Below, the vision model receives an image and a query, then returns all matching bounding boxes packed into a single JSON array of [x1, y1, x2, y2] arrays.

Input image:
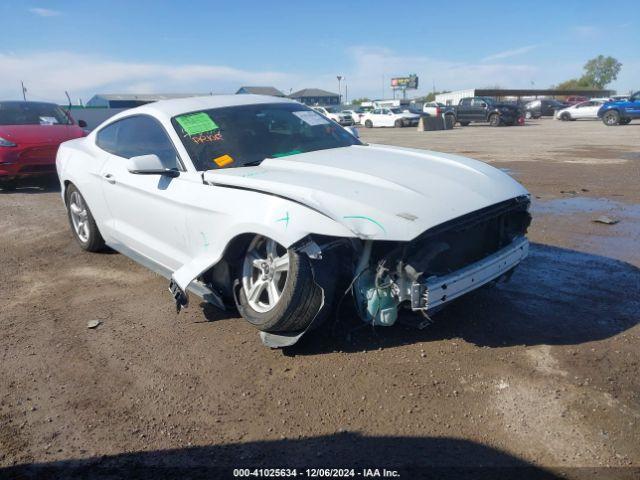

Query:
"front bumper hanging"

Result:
[[410, 237, 529, 311]]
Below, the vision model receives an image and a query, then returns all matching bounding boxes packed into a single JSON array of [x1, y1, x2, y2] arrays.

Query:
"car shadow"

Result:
[[286, 243, 640, 355], [0, 175, 60, 194], [1, 432, 556, 480]]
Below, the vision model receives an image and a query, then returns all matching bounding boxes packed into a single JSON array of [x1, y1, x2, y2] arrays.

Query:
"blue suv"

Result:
[[598, 91, 640, 125]]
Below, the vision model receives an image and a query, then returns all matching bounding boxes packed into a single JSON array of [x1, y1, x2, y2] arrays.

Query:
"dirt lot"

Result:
[[1, 118, 639, 478]]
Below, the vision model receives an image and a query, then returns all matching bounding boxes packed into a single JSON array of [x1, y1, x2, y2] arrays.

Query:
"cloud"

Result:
[[0, 51, 301, 103], [482, 45, 541, 62], [4, 46, 632, 105], [571, 25, 600, 38], [29, 7, 61, 17]]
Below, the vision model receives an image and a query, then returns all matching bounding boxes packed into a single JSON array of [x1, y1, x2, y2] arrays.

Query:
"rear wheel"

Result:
[[489, 113, 501, 127], [236, 235, 325, 333], [364, 119, 373, 128], [65, 184, 105, 251], [0, 179, 17, 191], [602, 110, 620, 126]]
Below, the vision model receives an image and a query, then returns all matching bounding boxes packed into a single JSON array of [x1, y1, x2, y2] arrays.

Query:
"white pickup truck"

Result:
[[311, 106, 354, 126]]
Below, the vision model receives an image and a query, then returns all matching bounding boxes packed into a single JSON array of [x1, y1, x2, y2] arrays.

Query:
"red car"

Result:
[[565, 95, 588, 105], [0, 101, 87, 190]]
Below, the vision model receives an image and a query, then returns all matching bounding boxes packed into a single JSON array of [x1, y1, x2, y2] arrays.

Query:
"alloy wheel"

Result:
[[69, 191, 90, 243], [242, 236, 289, 313]]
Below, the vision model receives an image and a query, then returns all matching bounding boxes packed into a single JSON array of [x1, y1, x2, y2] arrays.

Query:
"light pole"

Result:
[[336, 75, 343, 103]]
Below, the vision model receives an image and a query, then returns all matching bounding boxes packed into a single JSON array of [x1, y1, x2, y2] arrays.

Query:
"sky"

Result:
[[1, 0, 638, 104]]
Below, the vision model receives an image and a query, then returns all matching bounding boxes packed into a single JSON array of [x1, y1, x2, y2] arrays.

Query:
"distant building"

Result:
[[236, 86, 285, 97], [289, 88, 340, 106], [435, 88, 615, 106], [86, 93, 210, 108]]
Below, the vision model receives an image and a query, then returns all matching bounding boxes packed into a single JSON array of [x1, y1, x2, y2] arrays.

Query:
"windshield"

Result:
[[172, 103, 362, 171], [390, 108, 403, 114], [0, 101, 72, 126]]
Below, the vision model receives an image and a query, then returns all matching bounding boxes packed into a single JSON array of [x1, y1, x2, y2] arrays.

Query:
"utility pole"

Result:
[[345, 84, 348, 104], [21, 81, 27, 101], [336, 75, 343, 103]]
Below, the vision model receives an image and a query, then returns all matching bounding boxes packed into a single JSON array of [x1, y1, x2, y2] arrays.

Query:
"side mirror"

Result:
[[77, 120, 87, 128], [127, 154, 179, 177], [345, 126, 359, 138]]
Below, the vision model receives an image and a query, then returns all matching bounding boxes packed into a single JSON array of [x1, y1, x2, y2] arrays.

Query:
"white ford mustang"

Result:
[[57, 95, 531, 347]]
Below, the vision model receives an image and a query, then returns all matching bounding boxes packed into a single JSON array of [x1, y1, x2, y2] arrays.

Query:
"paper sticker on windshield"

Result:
[[176, 112, 218, 136], [293, 110, 329, 126], [39, 116, 58, 125], [213, 154, 234, 167]]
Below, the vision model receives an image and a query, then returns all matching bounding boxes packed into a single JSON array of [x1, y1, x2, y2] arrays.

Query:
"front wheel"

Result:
[[236, 235, 325, 333], [364, 119, 373, 128], [602, 110, 620, 126], [394, 119, 403, 128], [489, 113, 501, 127], [65, 184, 105, 251], [560, 112, 571, 121]]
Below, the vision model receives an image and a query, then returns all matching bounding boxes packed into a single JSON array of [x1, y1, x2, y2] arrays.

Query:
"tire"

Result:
[[236, 235, 325, 333], [602, 110, 620, 126], [560, 112, 571, 121], [65, 184, 105, 252], [364, 120, 373, 128], [489, 113, 500, 127], [459, 121, 470, 126], [0, 179, 17, 191], [444, 114, 456, 128], [394, 119, 403, 128]]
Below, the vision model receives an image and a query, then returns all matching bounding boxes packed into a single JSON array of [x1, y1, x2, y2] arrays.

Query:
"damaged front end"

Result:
[[352, 196, 532, 326]]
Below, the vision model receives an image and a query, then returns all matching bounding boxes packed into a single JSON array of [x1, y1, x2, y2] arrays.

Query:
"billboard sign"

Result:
[[391, 74, 419, 89]]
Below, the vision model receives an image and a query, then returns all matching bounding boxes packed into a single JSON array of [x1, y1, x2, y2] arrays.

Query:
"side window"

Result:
[[460, 98, 471, 107], [102, 116, 180, 169], [96, 122, 120, 155]]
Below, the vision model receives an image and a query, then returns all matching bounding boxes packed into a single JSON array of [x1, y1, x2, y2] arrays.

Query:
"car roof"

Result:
[[130, 94, 297, 119]]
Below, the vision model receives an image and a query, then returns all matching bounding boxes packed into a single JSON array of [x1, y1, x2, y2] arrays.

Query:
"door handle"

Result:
[[103, 173, 116, 184]]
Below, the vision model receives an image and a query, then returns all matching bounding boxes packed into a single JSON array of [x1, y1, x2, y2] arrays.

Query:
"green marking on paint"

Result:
[[200, 231, 210, 248], [176, 112, 218, 136], [342, 215, 386, 233], [275, 211, 290, 229], [272, 149, 302, 158]]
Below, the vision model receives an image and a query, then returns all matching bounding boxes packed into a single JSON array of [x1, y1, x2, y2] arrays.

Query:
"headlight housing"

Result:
[[0, 136, 16, 147]]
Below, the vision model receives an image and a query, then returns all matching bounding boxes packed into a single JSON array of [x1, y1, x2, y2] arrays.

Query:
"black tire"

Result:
[[459, 121, 470, 126], [444, 114, 456, 128], [65, 184, 105, 252], [0, 179, 17, 191], [236, 237, 328, 333], [489, 113, 501, 127], [394, 119, 403, 128], [602, 110, 620, 126], [364, 120, 373, 128], [560, 112, 571, 121]]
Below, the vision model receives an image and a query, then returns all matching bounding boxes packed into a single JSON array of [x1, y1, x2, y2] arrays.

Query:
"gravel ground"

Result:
[[1, 117, 639, 479]]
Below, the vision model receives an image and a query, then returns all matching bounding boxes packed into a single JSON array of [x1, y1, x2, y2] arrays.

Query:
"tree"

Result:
[[414, 91, 450, 103], [553, 55, 622, 90], [350, 97, 371, 106], [582, 55, 622, 89]]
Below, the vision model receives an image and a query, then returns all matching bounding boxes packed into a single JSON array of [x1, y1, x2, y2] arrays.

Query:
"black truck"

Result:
[[447, 97, 523, 127]]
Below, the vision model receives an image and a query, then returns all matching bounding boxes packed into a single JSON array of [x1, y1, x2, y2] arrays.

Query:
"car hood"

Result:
[[203, 144, 528, 241], [0, 124, 84, 145]]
